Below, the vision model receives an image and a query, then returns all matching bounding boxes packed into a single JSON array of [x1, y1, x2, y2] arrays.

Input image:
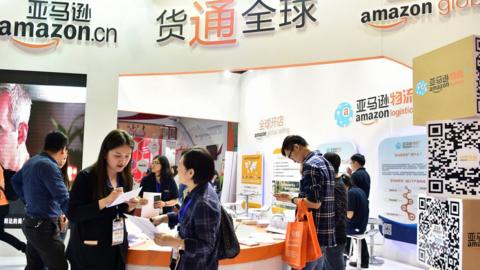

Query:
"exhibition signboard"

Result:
[[240, 154, 264, 207], [413, 35, 480, 125], [378, 135, 427, 244]]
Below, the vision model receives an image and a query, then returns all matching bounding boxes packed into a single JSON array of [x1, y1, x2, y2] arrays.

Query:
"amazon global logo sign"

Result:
[[361, 2, 433, 29], [0, 0, 118, 50], [361, 0, 480, 30]]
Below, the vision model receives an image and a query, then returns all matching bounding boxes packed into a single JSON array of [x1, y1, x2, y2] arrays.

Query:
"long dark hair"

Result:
[[152, 155, 172, 181], [61, 156, 71, 190], [92, 129, 134, 200]]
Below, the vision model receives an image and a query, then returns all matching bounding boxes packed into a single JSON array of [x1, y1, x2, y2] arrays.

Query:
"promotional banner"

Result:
[[378, 135, 427, 244], [317, 141, 357, 174], [240, 154, 263, 207], [118, 121, 168, 184], [272, 148, 300, 210], [130, 137, 162, 184]]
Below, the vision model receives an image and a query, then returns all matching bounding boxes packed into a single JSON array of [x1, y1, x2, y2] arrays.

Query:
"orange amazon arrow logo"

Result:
[[360, 119, 379, 126], [368, 17, 408, 29], [11, 37, 61, 49]]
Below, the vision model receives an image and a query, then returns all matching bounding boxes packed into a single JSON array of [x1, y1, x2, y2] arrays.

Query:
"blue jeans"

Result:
[[324, 243, 346, 270], [302, 247, 328, 270]]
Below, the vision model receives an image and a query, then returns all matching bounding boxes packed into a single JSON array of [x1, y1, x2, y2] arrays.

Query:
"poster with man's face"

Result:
[[0, 74, 86, 228], [0, 87, 29, 172]]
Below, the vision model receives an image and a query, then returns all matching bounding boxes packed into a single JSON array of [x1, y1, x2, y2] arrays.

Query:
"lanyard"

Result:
[[155, 181, 161, 193], [107, 176, 123, 218], [179, 198, 193, 224]]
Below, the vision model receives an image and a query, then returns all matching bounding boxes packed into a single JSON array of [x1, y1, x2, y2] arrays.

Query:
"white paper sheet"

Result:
[[249, 232, 284, 241], [238, 237, 259, 246], [141, 192, 162, 218], [107, 187, 142, 208], [125, 214, 158, 240]]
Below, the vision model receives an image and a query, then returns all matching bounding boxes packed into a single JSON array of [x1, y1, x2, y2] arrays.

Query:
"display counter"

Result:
[[126, 225, 286, 270]]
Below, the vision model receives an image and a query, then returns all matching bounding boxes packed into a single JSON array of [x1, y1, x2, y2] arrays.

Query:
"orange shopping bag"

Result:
[[282, 214, 308, 269], [297, 200, 322, 262]]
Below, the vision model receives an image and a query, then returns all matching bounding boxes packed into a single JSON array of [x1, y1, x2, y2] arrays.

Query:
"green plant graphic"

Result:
[[50, 113, 84, 171], [50, 113, 84, 147]]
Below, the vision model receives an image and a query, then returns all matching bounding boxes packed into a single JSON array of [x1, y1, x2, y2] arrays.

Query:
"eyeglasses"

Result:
[[152, 160, 160, 165], [287, 148, 294, 159]]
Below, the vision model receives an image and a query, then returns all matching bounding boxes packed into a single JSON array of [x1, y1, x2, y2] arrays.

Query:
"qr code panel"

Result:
[[428, 120, 480, 196], [383, 223, 392, 236], [417, 195, 462, 270]]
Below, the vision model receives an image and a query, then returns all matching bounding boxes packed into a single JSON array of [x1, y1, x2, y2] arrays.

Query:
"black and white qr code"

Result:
[[382, 223, 392, 236], [417, 195, 462, 270], [428, 120, 480, 196], [476, 36, 480, 114]]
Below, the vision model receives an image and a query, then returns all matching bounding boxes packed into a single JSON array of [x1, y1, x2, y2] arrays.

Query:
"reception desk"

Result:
[[127, 225, 286, 270]]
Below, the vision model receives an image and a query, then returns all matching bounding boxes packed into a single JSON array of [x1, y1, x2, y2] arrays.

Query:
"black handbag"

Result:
[[217, 206, 240, 260]]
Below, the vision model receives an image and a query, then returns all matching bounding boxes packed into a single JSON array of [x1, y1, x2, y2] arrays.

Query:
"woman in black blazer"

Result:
[[66, 130, 141, 270], [140, 155, 178, 214]]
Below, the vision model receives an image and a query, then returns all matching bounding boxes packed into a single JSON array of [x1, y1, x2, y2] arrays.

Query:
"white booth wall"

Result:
[[118, 73, 241, 123]]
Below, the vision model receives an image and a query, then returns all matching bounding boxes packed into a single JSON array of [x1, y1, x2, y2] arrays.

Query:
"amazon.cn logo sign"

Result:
[[0, 0, 118, 49]]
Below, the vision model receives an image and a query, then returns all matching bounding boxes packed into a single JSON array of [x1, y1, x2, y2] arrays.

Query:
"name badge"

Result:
[[112, 218, 124, 246], [172, 247, 179, 260]]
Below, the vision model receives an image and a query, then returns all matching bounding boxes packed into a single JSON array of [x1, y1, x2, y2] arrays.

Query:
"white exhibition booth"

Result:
[[118, 57, 423, 267], [1, 0, 479, 269]]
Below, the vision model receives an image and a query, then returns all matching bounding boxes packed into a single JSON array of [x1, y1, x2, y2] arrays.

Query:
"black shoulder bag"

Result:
[[217, 206, 240, 260]]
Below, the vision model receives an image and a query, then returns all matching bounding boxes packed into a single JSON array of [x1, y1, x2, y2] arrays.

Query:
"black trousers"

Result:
[[0, 205, 26, 252], [22, 217, 68, 270], [345, 238, 369, 267]]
